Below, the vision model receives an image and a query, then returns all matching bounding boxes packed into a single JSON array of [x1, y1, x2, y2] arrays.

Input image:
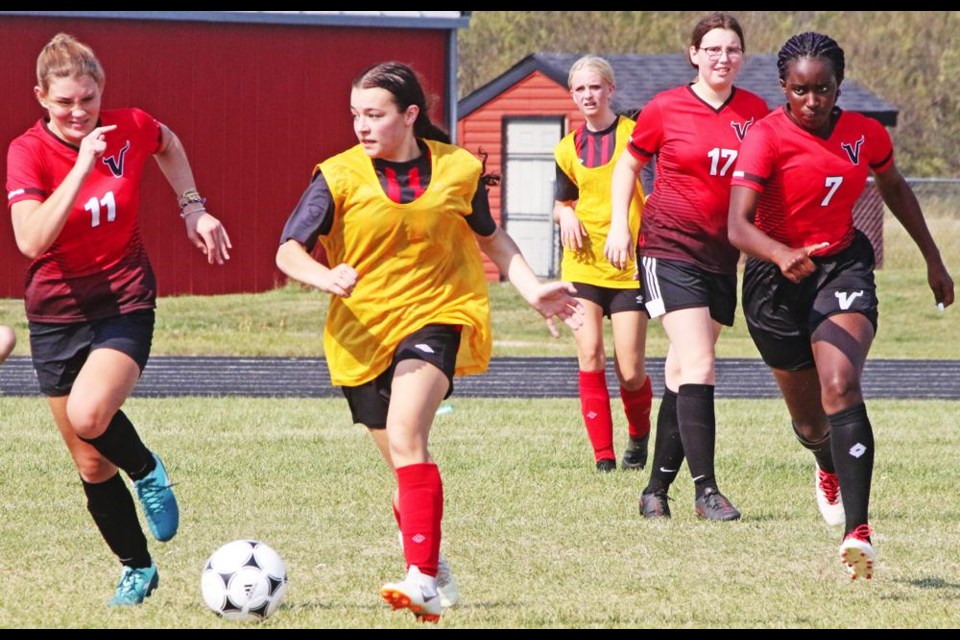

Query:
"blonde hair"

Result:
[[567, 55, 615, 89], [36, 33, 105, 92]]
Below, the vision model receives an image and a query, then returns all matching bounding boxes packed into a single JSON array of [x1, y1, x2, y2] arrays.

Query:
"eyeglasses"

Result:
[[699, 46, 744, 60]]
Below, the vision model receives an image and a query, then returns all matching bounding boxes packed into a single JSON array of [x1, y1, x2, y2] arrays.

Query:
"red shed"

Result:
[[458, 53, 898, 278], [0, 10, 471, 297]]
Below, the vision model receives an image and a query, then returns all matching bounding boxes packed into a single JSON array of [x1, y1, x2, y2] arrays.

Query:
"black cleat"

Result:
[[694, 487, 741, 521], [621, 435, 649, 470], [596, 458, 617, 473], [640, 490, 671, 519]]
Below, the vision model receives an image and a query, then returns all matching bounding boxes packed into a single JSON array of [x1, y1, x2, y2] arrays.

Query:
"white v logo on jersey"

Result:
[[835, 290, 864, 310]]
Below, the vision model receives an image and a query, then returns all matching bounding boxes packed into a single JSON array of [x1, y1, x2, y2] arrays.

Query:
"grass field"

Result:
[[0, 396, 958, 628]]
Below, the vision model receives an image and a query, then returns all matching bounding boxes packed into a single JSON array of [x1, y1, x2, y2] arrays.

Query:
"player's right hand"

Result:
[[321, 263, 358, 298]]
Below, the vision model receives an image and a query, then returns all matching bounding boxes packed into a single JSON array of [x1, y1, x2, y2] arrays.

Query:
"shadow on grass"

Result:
[[903, 577, 960, 591]]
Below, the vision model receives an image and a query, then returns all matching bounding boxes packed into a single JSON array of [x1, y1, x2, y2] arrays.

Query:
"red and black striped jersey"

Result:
[[629, 85, 769, 274], [731, 107, 893, 256], [6, 108, 163, 323]]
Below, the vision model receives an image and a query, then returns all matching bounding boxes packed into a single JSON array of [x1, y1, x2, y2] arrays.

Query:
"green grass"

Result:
[[0, 265, 955, 359], [0, 396, 958, 628]]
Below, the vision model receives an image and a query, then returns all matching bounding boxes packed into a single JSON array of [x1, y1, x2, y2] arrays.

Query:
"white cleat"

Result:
[[381, 565, 442, 623], [839, 525, 876, 580], [815, 464, 845, 526]]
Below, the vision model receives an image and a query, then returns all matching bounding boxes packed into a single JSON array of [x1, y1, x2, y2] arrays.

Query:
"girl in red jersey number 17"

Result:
[[728, 32, 953, 580], [6, 33, 232, 606]]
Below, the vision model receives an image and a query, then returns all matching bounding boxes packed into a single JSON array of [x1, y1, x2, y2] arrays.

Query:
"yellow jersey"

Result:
[[554, 115, 644, 288], [317, 140, 492, 386]]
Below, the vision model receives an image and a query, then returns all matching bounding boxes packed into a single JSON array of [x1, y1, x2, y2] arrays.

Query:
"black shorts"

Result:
[[570, 281, 645, 318], [638, 256, 737, 326], [341, 324, 462, 429], [742, 230, 879, 372], [28, 309, 155, 397]]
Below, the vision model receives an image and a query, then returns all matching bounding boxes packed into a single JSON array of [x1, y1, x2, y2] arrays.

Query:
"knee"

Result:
[[617, 369, 646, 390], [819, 374, 862, 410], [792, 419, 829, 443], [387, 427, 428, 464], [65, 401, 109, 439], [576, 346, 605, 372], [73, 451, 115, 482]]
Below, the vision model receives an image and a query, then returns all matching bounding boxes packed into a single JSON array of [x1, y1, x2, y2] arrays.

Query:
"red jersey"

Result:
[[629, 85, 769, 274], [6, 108, 163, 322], [731, 107, 894, 256]]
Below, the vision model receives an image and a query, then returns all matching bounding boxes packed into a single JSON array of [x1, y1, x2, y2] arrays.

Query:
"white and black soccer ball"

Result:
[[201, 539, 288, 622]]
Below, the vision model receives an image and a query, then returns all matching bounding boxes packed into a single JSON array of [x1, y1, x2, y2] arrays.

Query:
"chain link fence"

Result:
[[857, 178, 960, 270]]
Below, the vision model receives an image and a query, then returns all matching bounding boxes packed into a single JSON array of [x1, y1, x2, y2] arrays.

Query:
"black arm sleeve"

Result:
[[466, 179, 497, 237], [279, 172, 335, 253], [554, 162, 579, 202]]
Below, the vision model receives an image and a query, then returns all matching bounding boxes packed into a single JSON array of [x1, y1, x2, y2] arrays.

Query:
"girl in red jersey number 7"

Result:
[[6, 33, 231, 606], [276, 61, 583, 622], [728, 32, 953, 580]]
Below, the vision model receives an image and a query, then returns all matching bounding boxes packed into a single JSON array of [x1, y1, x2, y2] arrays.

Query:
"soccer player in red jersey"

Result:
[[607, 12, 769, 521], [728, 32, 954, 579], [276, 61, 583, 622], [6, 33, 231, 605], [553, 56, 651, 473]]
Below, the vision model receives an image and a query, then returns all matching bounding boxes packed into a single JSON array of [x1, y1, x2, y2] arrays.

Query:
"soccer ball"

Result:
[[201, 539, 288, 621]]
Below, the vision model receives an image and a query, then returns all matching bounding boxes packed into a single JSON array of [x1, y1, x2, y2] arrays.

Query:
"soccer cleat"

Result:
[[621, 434, 649, 470], [436, 554, 460, 608], [815, 465, 845, 526], [396, 531, 459, 608], [596, 458, 617, 473], [694, 487, 741, 521], [134, 453, 179, 542], [839, 524, 876, 580], [381, 565, 442, 623], [108, 564, 159, 606], [639, 489, 671, 519]]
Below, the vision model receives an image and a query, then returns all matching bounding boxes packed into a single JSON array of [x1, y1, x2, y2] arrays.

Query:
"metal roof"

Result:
[[0, 11, 472, 30], [460, 52, 898, 127]]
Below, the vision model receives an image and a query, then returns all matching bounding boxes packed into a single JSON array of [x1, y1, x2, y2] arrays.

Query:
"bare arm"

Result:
[[153, 124, 232, 265], [874, 164, 954, 308], [10, 124, 116, 259], [275, 239, 356, 298], [728, 185, 827, 284], [554, 200, 585, 250], [475, 226, 583, 336], [604, 151, 646, 269]]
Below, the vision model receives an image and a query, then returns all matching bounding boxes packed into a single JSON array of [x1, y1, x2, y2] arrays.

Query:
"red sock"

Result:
[[392, 490, 402, 530], [396, 463, 443, 577], [579, 370, 614, 461], [621, 376, 653, 440]]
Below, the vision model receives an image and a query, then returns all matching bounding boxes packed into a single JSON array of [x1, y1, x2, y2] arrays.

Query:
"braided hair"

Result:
[[776, 32, 845, 86], [352, 61, 450, 143]]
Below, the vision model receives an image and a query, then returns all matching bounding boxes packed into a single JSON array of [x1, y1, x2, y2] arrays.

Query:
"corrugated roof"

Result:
[[460, 52, 898, 127], [0, 11, 472, 29]]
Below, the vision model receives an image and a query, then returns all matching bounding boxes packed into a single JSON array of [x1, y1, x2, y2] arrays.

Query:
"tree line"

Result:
[[459, 11, 960, 178]]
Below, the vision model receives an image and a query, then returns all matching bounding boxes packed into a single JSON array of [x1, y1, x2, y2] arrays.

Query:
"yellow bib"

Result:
[[554, 116, 644, 288], [318, 140, 492, 386]]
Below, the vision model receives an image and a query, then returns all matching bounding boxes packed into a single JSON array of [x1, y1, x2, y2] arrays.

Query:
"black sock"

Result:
[[792, 422, 835, 473], [644, 389, 684, 495], [79, 410, 155, 480], [676, 383, 717, 498], [828, 403, 874, 537], [82, 474, 151, 568]]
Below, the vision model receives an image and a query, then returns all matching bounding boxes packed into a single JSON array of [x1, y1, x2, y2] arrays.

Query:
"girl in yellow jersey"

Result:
[[554, 56, 651, 473], [276, 61, 583, 623]]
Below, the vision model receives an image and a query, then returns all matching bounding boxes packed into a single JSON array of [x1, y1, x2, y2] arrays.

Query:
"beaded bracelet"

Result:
[[178, 188, 206, 210], [180, 206, 206, 220]]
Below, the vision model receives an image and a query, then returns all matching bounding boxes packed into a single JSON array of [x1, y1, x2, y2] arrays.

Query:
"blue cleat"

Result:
[[109, 564, 159, 606], [134, 453, 179, 542]]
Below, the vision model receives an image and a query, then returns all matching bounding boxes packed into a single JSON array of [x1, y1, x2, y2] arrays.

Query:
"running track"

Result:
[[2, 356, 958, 400]]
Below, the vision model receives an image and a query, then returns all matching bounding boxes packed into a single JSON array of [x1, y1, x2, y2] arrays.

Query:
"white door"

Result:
[[504, 118, 563, 278]]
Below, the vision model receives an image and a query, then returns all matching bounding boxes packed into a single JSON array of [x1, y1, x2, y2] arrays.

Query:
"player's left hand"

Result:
[[185, 211, 232, 265], [927, 258, 955, 309], [529, 281, 584, 337]]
